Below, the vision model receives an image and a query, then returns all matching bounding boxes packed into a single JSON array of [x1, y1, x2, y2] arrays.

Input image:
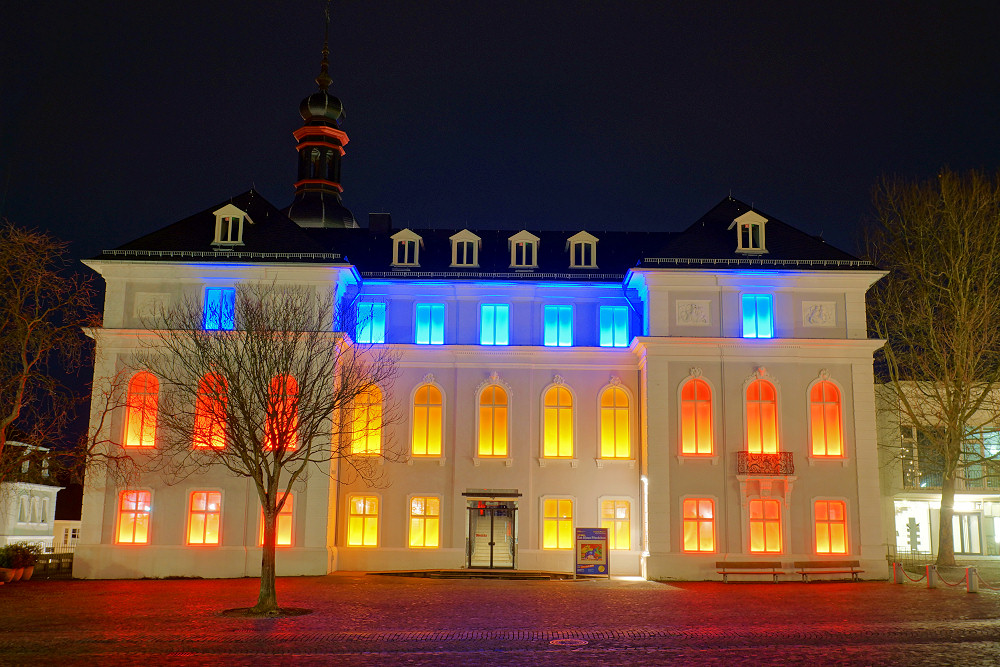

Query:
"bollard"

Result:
[[892, 562, 904, 584], [926, 564, 937, 588], [967, 567, 979, 593]]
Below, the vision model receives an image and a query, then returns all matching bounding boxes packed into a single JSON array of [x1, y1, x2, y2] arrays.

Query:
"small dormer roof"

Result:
[[507, 229, 540, 247], [212, 203, 255, 226], [449, 229, 481, 243], [391, 228, 423, 243], [565, 230, 598, 249]]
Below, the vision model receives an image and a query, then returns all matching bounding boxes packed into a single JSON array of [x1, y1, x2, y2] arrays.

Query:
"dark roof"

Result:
[[92, 190, 344, 264], [93, 193, 871, 273]]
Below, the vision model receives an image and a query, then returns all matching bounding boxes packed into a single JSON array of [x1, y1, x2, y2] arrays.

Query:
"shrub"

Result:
[[8, 542, 41, 568], [0, 545, 12, 569]]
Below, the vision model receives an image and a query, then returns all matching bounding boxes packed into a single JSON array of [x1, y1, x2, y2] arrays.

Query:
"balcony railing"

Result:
[[737, 452, 794, 475]]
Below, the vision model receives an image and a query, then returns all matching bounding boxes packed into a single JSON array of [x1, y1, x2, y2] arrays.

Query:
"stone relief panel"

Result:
[[676, 300, 711, 326], [802, 301, 836, 327], [133, 292, 170, 321]]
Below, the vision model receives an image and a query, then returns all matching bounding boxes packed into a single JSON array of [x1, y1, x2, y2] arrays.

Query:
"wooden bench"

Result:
[[716, 561, 784, 583], [793, 560, 863, 582]]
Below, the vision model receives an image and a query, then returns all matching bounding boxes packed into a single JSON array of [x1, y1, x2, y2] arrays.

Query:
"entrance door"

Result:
[[468, 502, 516, 568], [953, 512, 982, 555]]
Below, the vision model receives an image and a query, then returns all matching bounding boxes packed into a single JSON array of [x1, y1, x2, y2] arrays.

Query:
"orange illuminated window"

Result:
[[265, 375, 298, 451], [408, 496, 440, 548], [746, 379, 778, 454], [412, 384, 442, 456], [351, 385, 382, 455], [125, 372, 158, 448], [543, 386, 574, 458], [117, 490, 151, 544], [543, 498, 573, 549], [749, 499, 782, 553], [599, 387, 630, 458], [815, 500, 848, 554], [193, 373, 227, 449], [810, 381, 843, 456], [601, 499, 630, 550], [259, 494, 293, 547], [478, 385, 508, 457], [682, 498, 715, 552], [188, 491, 221, 545], [348, 495, 378, 546], [680, 378, 713, 455]]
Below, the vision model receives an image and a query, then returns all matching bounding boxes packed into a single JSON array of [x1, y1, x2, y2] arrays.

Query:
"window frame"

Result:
[[476, 382, 510, 459], [116, 489, 152, 545], [414, 303, 445, 345], [480, 303, 510, 346], [407, 495, 442, 548], [598, 305, 629, 347], [679, 375, 715, 457], [741, 293, 774, 339], [124, 371, 158, 449], [355, 301, 386, 344], [346, 493, 380, 547], [598, 384, 631, 460], [541, 383, 575, 459], [351, 385, 383, 455], [599, 497, 632, 551], [203, 286, 236, 331], [187, 490, 223, 546], [411, 382, 444, 458], [508, 230, 540, 269], [259, 493, 294, 547], [541, 496, 574, 550], [193, 372, 227, 449], [747, 497, 783, 554], [390, 229, 423, 267], [813, 498, 849, 555], [745, 376, 780, 454], [681, 496, 717, 553], [543, 304, 573, 347]]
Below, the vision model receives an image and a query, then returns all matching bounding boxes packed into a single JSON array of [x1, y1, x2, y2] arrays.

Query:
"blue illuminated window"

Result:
[[543, 305, 573, 347], [480, 304, 509, 345], [415, 303, 445, 345], [203, 287, 235, 331], [356, 302, 386, 344], [599, 305, 629, 347], [742, 294, 774, 339]]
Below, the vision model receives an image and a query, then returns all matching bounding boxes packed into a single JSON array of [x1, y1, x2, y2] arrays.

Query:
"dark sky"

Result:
[[3, 1, 999, 261]]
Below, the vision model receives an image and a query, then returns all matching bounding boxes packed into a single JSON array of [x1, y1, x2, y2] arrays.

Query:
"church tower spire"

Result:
[[286, 3, 357, 228]]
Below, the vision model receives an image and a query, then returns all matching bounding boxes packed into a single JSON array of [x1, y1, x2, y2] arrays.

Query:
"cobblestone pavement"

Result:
[[3, 575, 1000, 665]]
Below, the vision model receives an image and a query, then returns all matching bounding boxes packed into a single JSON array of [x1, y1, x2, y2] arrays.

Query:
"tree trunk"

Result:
[[251, 509, 279, 614], [936, 474, 957, 566]]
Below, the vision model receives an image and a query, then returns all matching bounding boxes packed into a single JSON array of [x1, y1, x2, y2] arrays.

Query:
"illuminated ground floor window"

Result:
[[814, 500, 847, 554], [188, 491, 221, 545], [543, 498, 573, 549], [348, 495, 379, 546], [600, 499, 630, 550], [117, 490, 151, 544], [682, 498, 715, 552], [409, 496, 440, 548], [749, 499, 782, 553], [259, 494, 294, 547]]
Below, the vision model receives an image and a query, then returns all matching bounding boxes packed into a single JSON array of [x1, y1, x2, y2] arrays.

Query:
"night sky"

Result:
[[3, 1, 1000, 261]]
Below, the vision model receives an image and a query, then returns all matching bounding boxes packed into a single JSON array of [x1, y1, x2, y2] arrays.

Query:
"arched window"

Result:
[[680, 378, 713, 455], [194, 373, 227, 449], [810, 380, 843, 456], [746, 379, 778, 454], [543, 386, 574, 458], [412, 384, 443, 456], [352, 385, 382, 455], [265, 375, 298, 451], [599, 386, 630, 458], [125, 372, 158, 448], [478, 385, 508, 457]]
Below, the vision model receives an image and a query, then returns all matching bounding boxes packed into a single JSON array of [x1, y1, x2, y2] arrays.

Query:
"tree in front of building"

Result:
[[866, 169, 1000, 566], [128, 283, 398, 614], [0, 222, 96, 483]]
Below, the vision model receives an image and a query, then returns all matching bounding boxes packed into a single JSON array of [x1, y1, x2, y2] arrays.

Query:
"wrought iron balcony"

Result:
[[737, 451, 794, 475]]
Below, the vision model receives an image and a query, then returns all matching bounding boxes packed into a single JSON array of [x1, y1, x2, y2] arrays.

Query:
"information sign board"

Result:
[[575, 527, 609, 577]]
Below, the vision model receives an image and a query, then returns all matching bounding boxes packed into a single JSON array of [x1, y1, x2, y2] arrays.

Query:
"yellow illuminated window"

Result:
[[264, 375, 298, 451], [542, 498, 573, 549], [409, 496, 440, 548], [348, 495, 379, 546], [599, 387, 630, 458], [747, 379, 778, 454], [478, 385, 508, 457], [412, 384, 443, 456], [193, 373, 227, 449], [749, 499, 782, 553], [117, 490, 151, 544], [682, 498, 715, 552], [188, 491, 221, 545], [815, 500, 848, 554], [543, 386, 573, 458], [810, 381, 843, 456], [352, 385, 383, 455], [259, 493, 294, 547], [601, 499, 630, 550], [681, 378, 713, 455], [125, 372, 158, 448]]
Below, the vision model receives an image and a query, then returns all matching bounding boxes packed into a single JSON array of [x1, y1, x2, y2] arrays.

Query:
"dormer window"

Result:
[[449, 229, 481, 268], [728, 211, 768, 255], [212, 204, 252, 247], [508, 230, 539, 269], [566, 231, 598, 268], [390, 229, 423, 267]]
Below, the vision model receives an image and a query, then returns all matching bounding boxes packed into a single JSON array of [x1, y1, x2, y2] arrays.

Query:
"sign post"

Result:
[[575, 527, 610, 578]]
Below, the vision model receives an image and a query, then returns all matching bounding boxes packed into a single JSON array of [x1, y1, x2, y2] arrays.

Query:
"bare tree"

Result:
[[0, 222, 96, 482], [129, 283, 398, 614], [866, 169, 1000, 566]]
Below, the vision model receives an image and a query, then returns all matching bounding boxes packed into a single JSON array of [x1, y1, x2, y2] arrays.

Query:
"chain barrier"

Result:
[[899, 568, 926, 583], [974, 571, 1000, 591], [935, 570, 968, 588]]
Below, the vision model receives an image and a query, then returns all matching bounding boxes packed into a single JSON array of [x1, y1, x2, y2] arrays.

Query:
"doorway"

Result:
[[468, 501, 517, 568]]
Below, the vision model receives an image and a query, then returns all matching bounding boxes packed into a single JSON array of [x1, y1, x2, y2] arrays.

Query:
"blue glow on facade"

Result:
[[543, 305, 573, 346], [415, 303, 445, 344], [356, 302, 386, 344], [480, 304, 509, 345], [599, 305, 629, 347], [203, 287, 235, 330], [741, 294, 774, 338]]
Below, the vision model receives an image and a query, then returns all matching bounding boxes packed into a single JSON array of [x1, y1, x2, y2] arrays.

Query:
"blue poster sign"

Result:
[[575, 527, 609, 576]]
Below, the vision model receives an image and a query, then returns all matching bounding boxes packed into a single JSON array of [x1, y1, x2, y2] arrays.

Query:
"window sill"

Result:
[[807, 455, 850, 467], [408, 456, 447, 467], [474, 457, 513, 467], [595, 458, 635, 469], [538, 457, 578, 468], [677, 455, 720, 466]]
